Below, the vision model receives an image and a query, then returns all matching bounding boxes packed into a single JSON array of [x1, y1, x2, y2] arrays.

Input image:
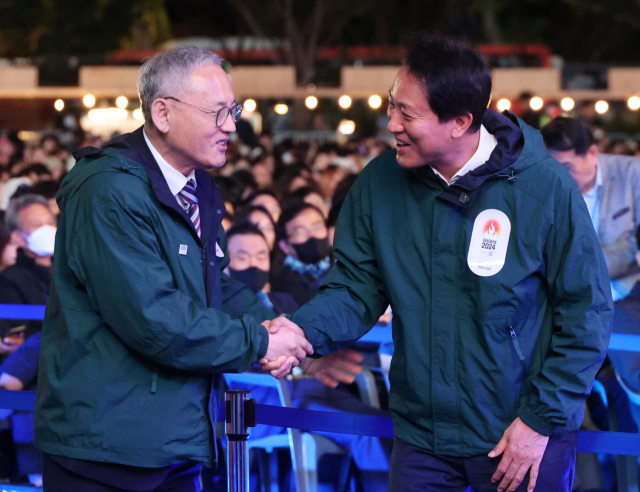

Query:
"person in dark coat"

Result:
[[263, 34, 612, 492], [225, 222, 298, 315], [271, 202, 332, 307], [0, 194, 56, 351], [34, 46, 314, 492]]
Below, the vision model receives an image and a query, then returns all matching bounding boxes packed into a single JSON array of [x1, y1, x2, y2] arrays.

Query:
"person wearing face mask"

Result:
[[0, 194, 56, 354], [226, 222, 298, 315], [271, 202, 332, 307]]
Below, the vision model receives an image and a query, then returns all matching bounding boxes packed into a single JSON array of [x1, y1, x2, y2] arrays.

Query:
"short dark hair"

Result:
[[540, 117, 595, 156], [404, 33, 492, 133], [234, 204, 274, 226], [280, 186, 322, 212], [227, 221, 266, 241], [277, 202, 325, 240]]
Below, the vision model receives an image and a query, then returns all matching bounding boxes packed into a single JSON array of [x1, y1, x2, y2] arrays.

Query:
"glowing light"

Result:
[[628, 96, 640, 111], [133, 108, 144, 121], [595, 100, 609, 114], [83, 94, 96, 108], [496, 99, 511, 112], [305, 96, 318, 110], [337, 119, 356, 135], [368, 95, 382, 109], [17, 131, 38, 141], [338, 95, 352, 109], [54, 99, 64, 111], [560, 97, 575, 111], [244, 99, 257, 112], [116, 96, 128, 109], [274, 104, 289, 115], [529, 97, 544, 111], [87, 108, 128, 121]]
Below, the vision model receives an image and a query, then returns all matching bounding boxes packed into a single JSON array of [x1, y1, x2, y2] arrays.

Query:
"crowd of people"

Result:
[[0, 103, 639, 491]]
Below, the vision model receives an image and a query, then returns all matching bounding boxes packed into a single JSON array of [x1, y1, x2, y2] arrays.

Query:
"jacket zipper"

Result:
[[151, 372, 158, 394], [509, 327, 525, 361]]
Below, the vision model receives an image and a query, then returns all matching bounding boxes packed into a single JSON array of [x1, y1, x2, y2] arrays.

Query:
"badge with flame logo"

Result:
[[467, 209, 511, 277]]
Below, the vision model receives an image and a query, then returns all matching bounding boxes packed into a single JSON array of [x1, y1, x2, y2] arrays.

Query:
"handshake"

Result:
[[259, 317, 363, 388]]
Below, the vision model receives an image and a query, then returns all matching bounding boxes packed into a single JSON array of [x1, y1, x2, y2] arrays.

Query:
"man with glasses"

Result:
[[34, 46, 313, 491], [272, 202, 333, 306]]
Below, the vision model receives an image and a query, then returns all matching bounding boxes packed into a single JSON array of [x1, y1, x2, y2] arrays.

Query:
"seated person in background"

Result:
[[280, 186, 330, 220], [234, 204, 276, 251], [244, 190, 281, 223], [272, 203, 332, 306], [607, 223, 640, 426], [0, 194, 56, 356], [0, 331, 41, 391], [226, 222, 298, 315], [542, 117, 640, 301]]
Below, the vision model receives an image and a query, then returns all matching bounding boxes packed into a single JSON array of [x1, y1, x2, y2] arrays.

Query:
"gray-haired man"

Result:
[[34, 46, 312, 491]]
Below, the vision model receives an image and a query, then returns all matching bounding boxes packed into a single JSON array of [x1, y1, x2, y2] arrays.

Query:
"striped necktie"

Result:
[[178, 179, 201, 237]]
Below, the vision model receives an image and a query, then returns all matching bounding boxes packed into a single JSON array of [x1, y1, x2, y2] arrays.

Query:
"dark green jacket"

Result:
[[293, 110, 613, 456], [34, 128, 272, 467]]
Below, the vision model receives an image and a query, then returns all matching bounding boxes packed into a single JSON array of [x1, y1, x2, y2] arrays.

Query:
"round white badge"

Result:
[[467, 209, 511, 277]]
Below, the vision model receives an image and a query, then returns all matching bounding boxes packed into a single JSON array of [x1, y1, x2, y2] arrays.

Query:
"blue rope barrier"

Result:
[[0, 304, 46, 320], [2, 391, 640, 456], [0, 389, 36, 411], [255, 403, 395, 438]]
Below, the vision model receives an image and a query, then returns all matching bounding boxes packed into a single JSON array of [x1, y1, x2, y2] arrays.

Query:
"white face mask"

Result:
[[25, 224, 57, 257]]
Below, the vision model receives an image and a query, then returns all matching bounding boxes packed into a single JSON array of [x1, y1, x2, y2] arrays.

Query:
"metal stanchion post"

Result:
[[225, 390, 255, 492]]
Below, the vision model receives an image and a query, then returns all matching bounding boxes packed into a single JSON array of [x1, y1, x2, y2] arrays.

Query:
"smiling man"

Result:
[[34, 47, 312, 492], [263, 34, 613, 492]]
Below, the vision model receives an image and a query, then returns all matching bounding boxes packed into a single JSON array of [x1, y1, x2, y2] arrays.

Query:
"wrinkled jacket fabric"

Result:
[[293, 110, 613, 456], [34, 128, 272, 467]]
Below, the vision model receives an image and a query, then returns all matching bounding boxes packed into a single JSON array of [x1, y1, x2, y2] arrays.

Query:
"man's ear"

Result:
[[279, 239, 296, 257], [451, 113, 474, 139], [10, 230, 26, 248], [150, 99, 171, 134], [587, 144, 599, 160]]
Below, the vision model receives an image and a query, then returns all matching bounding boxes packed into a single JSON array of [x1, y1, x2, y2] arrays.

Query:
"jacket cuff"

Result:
[[256, 323, 269, 361], [517, 406, 555, 437], [291, 314, 322, 359]]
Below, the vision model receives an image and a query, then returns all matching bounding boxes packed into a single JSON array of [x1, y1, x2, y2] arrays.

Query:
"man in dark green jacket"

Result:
[[34, 46, 313, 491], [264, 35, 613, 492]]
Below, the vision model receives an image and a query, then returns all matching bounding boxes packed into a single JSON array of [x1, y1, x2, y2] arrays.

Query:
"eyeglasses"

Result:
[[164, 97, 243, 127]]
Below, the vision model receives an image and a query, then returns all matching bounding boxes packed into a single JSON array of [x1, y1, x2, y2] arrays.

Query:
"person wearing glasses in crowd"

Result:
[[271, 202, 333, 307], [33, 46, 318, 491]]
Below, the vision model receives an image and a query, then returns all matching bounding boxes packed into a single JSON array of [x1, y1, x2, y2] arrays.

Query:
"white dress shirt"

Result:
[[143, 129, 197, 211], [430, 124, 498, 186]]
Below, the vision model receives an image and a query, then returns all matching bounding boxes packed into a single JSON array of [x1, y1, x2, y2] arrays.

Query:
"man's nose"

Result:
[[387, 112, 403, 134], [220, 114, 236, 134]]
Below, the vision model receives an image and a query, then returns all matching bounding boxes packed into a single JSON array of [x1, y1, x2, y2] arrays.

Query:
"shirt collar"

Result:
[[143, 129, 196, 196], [430, 124, 498, 186], [583, 165, 602, 198]]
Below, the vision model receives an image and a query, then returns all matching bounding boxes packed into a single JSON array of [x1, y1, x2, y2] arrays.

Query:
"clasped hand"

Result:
[[260, 317, 364, 386]]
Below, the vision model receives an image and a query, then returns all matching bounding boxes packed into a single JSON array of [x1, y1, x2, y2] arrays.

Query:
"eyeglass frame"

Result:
[[163, 96, 243, 127]]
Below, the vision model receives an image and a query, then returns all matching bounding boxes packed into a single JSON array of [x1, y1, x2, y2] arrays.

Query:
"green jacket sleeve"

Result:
[[292, 173, 389, 355], [66, 187, 269, 374], [518, 181, 613, 436]]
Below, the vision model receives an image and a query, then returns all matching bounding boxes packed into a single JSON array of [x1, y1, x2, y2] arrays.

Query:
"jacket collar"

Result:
[[99, 126, 220, 245], [411, 109, 525, 209]]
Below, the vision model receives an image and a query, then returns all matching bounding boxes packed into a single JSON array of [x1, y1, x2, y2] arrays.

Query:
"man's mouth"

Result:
[[396, 138, 409, 148]]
